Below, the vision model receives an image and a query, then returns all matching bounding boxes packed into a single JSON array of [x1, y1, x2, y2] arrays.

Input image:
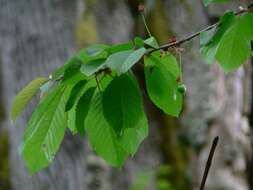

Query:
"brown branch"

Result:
[[199, 136, 219, 190], [152, 3, 253, 52]]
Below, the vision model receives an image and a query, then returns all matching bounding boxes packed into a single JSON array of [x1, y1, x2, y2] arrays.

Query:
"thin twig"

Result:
[[95, 74, 101, 92], [152, 4, 253, 53], [141, 12, 152, 38], [199, 136, 219, 190]]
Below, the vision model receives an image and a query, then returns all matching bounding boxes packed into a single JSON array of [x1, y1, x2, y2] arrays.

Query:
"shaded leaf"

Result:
[[75, 87, 96, 135], [85, 91, 148, 166], [65, 80, 87, 111], [67, 79, 96, 134], [103, 73, 144, 135]]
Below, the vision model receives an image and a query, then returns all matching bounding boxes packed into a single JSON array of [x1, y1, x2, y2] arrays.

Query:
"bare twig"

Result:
[[199, 136, 219, 190], [151, 3, 253, 53]]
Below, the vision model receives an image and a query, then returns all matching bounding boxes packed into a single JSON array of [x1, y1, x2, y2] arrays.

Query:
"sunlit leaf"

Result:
[[144, 37, 159, 49], [106, 48, 146, 74], [200, 11, 236, 64], [215, 13, 253, 72], [11, 77, 49, 120], [144, 52, 183, 117], [21, 84, 68, 174]]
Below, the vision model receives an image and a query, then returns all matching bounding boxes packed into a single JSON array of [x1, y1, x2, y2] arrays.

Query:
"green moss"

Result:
[[0, 130, 11, 190], [75, 14, 97, 48], [75, 0, 98, 48], [147, 0, 173, 43], [158, 115, 191, 190]]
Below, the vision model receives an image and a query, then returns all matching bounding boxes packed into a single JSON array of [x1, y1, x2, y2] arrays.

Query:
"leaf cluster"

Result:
[[12, 36, 184, 174], [200, 10, 253, 72]]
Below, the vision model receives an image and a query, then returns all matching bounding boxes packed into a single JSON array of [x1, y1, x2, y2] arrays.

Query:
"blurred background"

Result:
[[0, 0, 252, 190]]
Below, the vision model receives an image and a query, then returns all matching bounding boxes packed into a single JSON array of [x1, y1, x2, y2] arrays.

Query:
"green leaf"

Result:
[[11, 77, 49, 120], [144, 37, 159, 49], [118, 109, 148, 155], [21, 84, 68, 174], [85, 92, 148, 166], [65, 80, 87, 111], [200, 11, 236, 64], [51, 56, 82, 81], [106, 47, 146, 75], [75, 87, 96, 135], [108, 42, 134, 54], [144, 52, 183, 117], [85, 93, 129, 167], [67, 107, 78, 134], [237, 13, 253, 41], [203, 0, 231, 6], [67, 79, 96, 134], [102, 73, 145, 135], [145, 51, 181, 79], [215, 14, 252, 72], [80, 58, 106, 76], [78, 45, 109, 64], [40, 80, 53, 94], [134, 37, 144, 48], [62, 57, 87, 84], [85, 44, 109, 56]]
